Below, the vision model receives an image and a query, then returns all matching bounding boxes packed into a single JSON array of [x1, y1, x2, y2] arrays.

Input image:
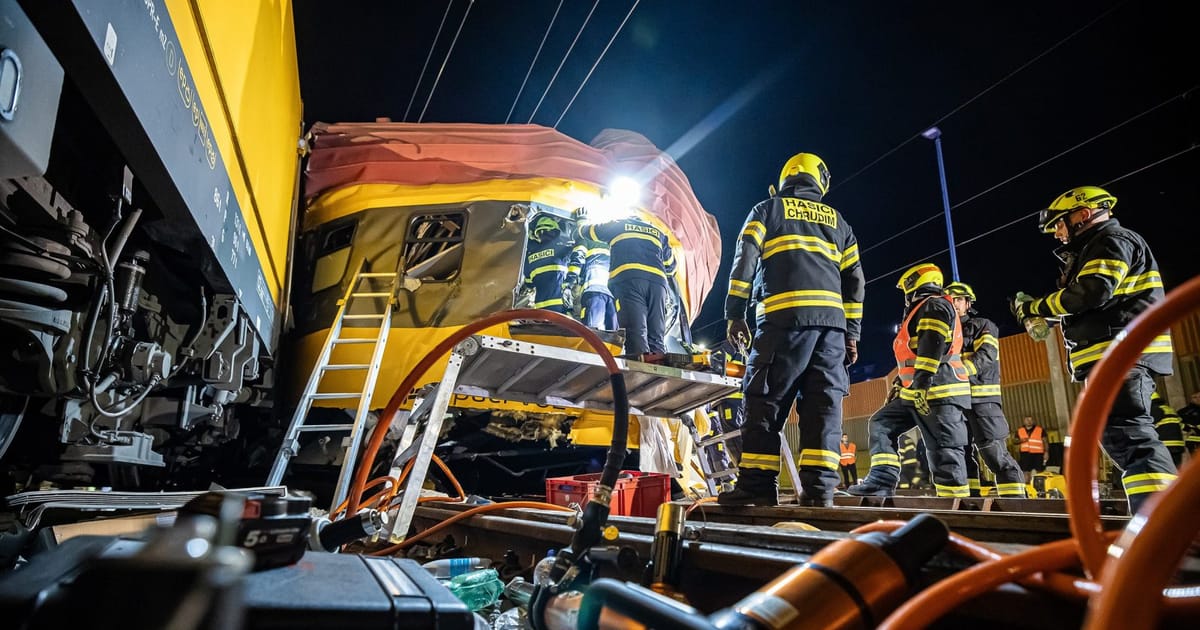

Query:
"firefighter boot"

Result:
[[717, 470, 778, 506], [846, 470, 897, 497]]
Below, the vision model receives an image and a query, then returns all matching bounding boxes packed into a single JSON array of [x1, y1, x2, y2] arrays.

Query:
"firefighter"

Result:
[[711, 351, 746, 463], [944, 282, 1026, 498], [521, 216, 575, 312], [1012, 186, 1177, 512], [1182, 391, 1200, 455], [719, 152, 865, 507], [1150, 391, 1185, 468], [566, 235, 618, 330], [839, 433, 858, 488], [1016, 416, 1048, 482], [896, 432, 922, 490], [848, 263, 971, 498], [584, 216, 677, 356]]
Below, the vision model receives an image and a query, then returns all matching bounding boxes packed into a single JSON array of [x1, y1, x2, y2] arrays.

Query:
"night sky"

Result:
[[294, 0, 1197, 380]]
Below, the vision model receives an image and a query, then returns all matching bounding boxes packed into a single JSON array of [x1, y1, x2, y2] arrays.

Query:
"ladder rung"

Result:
[[343, 314, 387, 320], [310, 393, 364, 400], [699, 432, 740, 448], [350, 292, 392, 298], [357, 273, 396, 278], [323, 364, 372, 371], [333, 338, 376, 344], [706, 468, 737, 479], [298, 424, 354, 432]]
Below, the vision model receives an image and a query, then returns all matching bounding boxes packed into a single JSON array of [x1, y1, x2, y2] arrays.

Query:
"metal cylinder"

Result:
[[648, 503, 685, 597], [114, 250, 149, 315]]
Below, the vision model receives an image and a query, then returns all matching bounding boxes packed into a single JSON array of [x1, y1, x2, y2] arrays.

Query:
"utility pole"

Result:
[[922, 127, 960, 282]]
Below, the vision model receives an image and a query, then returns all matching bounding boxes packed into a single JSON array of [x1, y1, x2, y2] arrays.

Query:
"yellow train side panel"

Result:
[[164, 0, 302, 303]]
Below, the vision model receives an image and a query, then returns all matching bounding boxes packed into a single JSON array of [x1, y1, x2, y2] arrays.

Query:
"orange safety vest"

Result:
[[840, 442, 857, 466], [1019, 426, 1045, 454], [893, 296, 969, 387]]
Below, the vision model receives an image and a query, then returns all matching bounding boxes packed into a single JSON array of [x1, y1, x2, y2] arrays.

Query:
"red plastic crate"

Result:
[[545, 471, 671, 517]]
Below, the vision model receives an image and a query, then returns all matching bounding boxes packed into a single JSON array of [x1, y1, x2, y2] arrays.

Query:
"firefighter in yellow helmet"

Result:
[[944, 282, 1025, 497], [848, 263, 971, 498], [719, 152, 865, 507], [520, 216, 575, 313], [1012, 186, 1176, 513]]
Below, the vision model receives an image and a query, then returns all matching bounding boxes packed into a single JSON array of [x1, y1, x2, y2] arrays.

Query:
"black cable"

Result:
[[418, 0, 476, 123], [527, 0, 601, 124], [862, 143, 1200, 286], [827, 0, 1128, 195], [553, 0, 642, 129], [403, 0, 455, 121], [506, 0, 565, 124], [860, 84, 1196, 256]]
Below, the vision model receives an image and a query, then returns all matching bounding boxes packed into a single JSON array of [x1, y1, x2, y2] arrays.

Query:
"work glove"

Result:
[[1010, 291, 1035, 323], [727, 319, 752, 356], [564, 273, 579, 287], [845, 339, 858, 366], [910, 387, 931, 416], [886, 379, 901, 403]]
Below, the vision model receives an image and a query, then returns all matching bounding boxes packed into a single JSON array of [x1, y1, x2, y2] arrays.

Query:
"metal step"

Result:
[[357, 272, 396, 278], [309, 393, 363, 400], [343, 314, 388, 320], [297, 424, 354, 432], [699, 429, 741, 448], [350, 292, 392, 298], [322, 364, 371, 371], [332, 338, 376, 345]]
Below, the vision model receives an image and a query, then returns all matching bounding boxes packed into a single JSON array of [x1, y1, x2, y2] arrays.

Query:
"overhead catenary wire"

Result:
[[827, 0, 1127, 195], [553, 0, 642, 129], [403, 0, 455, 121], [861, 142, 1200, 286], [417, 0, 476, 123], [505, 0, 565, 124], [527, 0, 601, 124], [859, 84, 1197, 256]]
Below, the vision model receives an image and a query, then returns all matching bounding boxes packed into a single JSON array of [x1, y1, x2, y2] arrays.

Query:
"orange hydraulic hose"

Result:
[[345, 309, 620, 515], [851, 521, 1100, 602], [1086, 439, 1200, 629], [1065, 275, 1200, 580], [369, 501, 575, 556], [685, 497, 717, 515], [878, 538, 1084, 630]]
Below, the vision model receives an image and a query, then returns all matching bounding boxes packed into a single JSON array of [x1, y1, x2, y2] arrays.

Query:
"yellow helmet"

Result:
[[944, 281, 976, 302], [897, 263, 943, 295], [531, 216, 561, 241], [778, 152, 831, 195], [1038, 186, 1117, 233]]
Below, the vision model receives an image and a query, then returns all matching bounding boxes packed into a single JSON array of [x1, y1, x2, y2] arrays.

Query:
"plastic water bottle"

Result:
[[1024, 316, 1051, 342], [1014, 292, 1051, 342], [447, 568, 504, 611], [532, 550, 557, 586], [421, 557, 492, 579]]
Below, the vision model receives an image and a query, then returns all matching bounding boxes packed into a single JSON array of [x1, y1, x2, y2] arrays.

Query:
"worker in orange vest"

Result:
[[1016, 416, 1047, 483], [839, 433, 858, 488]]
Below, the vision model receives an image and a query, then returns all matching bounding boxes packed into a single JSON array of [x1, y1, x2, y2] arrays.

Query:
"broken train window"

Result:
[[403, 212, 466, 281]]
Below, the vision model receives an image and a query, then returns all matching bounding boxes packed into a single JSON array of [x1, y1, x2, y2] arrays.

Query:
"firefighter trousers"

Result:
[[1100, 365, 1178, 513], [580, 291, 619, 330], [611, 278, 667, 356], [736, 323, 847, 501], [964, 403, 1026, 496], [714, 398, 745, 463], [862, 398, 969, 497]]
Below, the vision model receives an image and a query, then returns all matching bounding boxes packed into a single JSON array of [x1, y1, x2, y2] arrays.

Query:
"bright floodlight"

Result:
[[921, 126, 942, 140], [610, 176, 641, 207]]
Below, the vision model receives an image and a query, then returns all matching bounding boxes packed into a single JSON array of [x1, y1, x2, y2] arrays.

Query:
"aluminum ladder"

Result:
[[692, 422, 801, 500], [266, 269, 396, 512]]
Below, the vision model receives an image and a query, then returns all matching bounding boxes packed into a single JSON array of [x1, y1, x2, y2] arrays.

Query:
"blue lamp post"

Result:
[[921, 126, 960, 282]]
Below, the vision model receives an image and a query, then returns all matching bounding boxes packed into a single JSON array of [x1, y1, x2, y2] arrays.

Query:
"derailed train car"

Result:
[[288, 123, 723, 492], [0, 0, 301, 488]]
